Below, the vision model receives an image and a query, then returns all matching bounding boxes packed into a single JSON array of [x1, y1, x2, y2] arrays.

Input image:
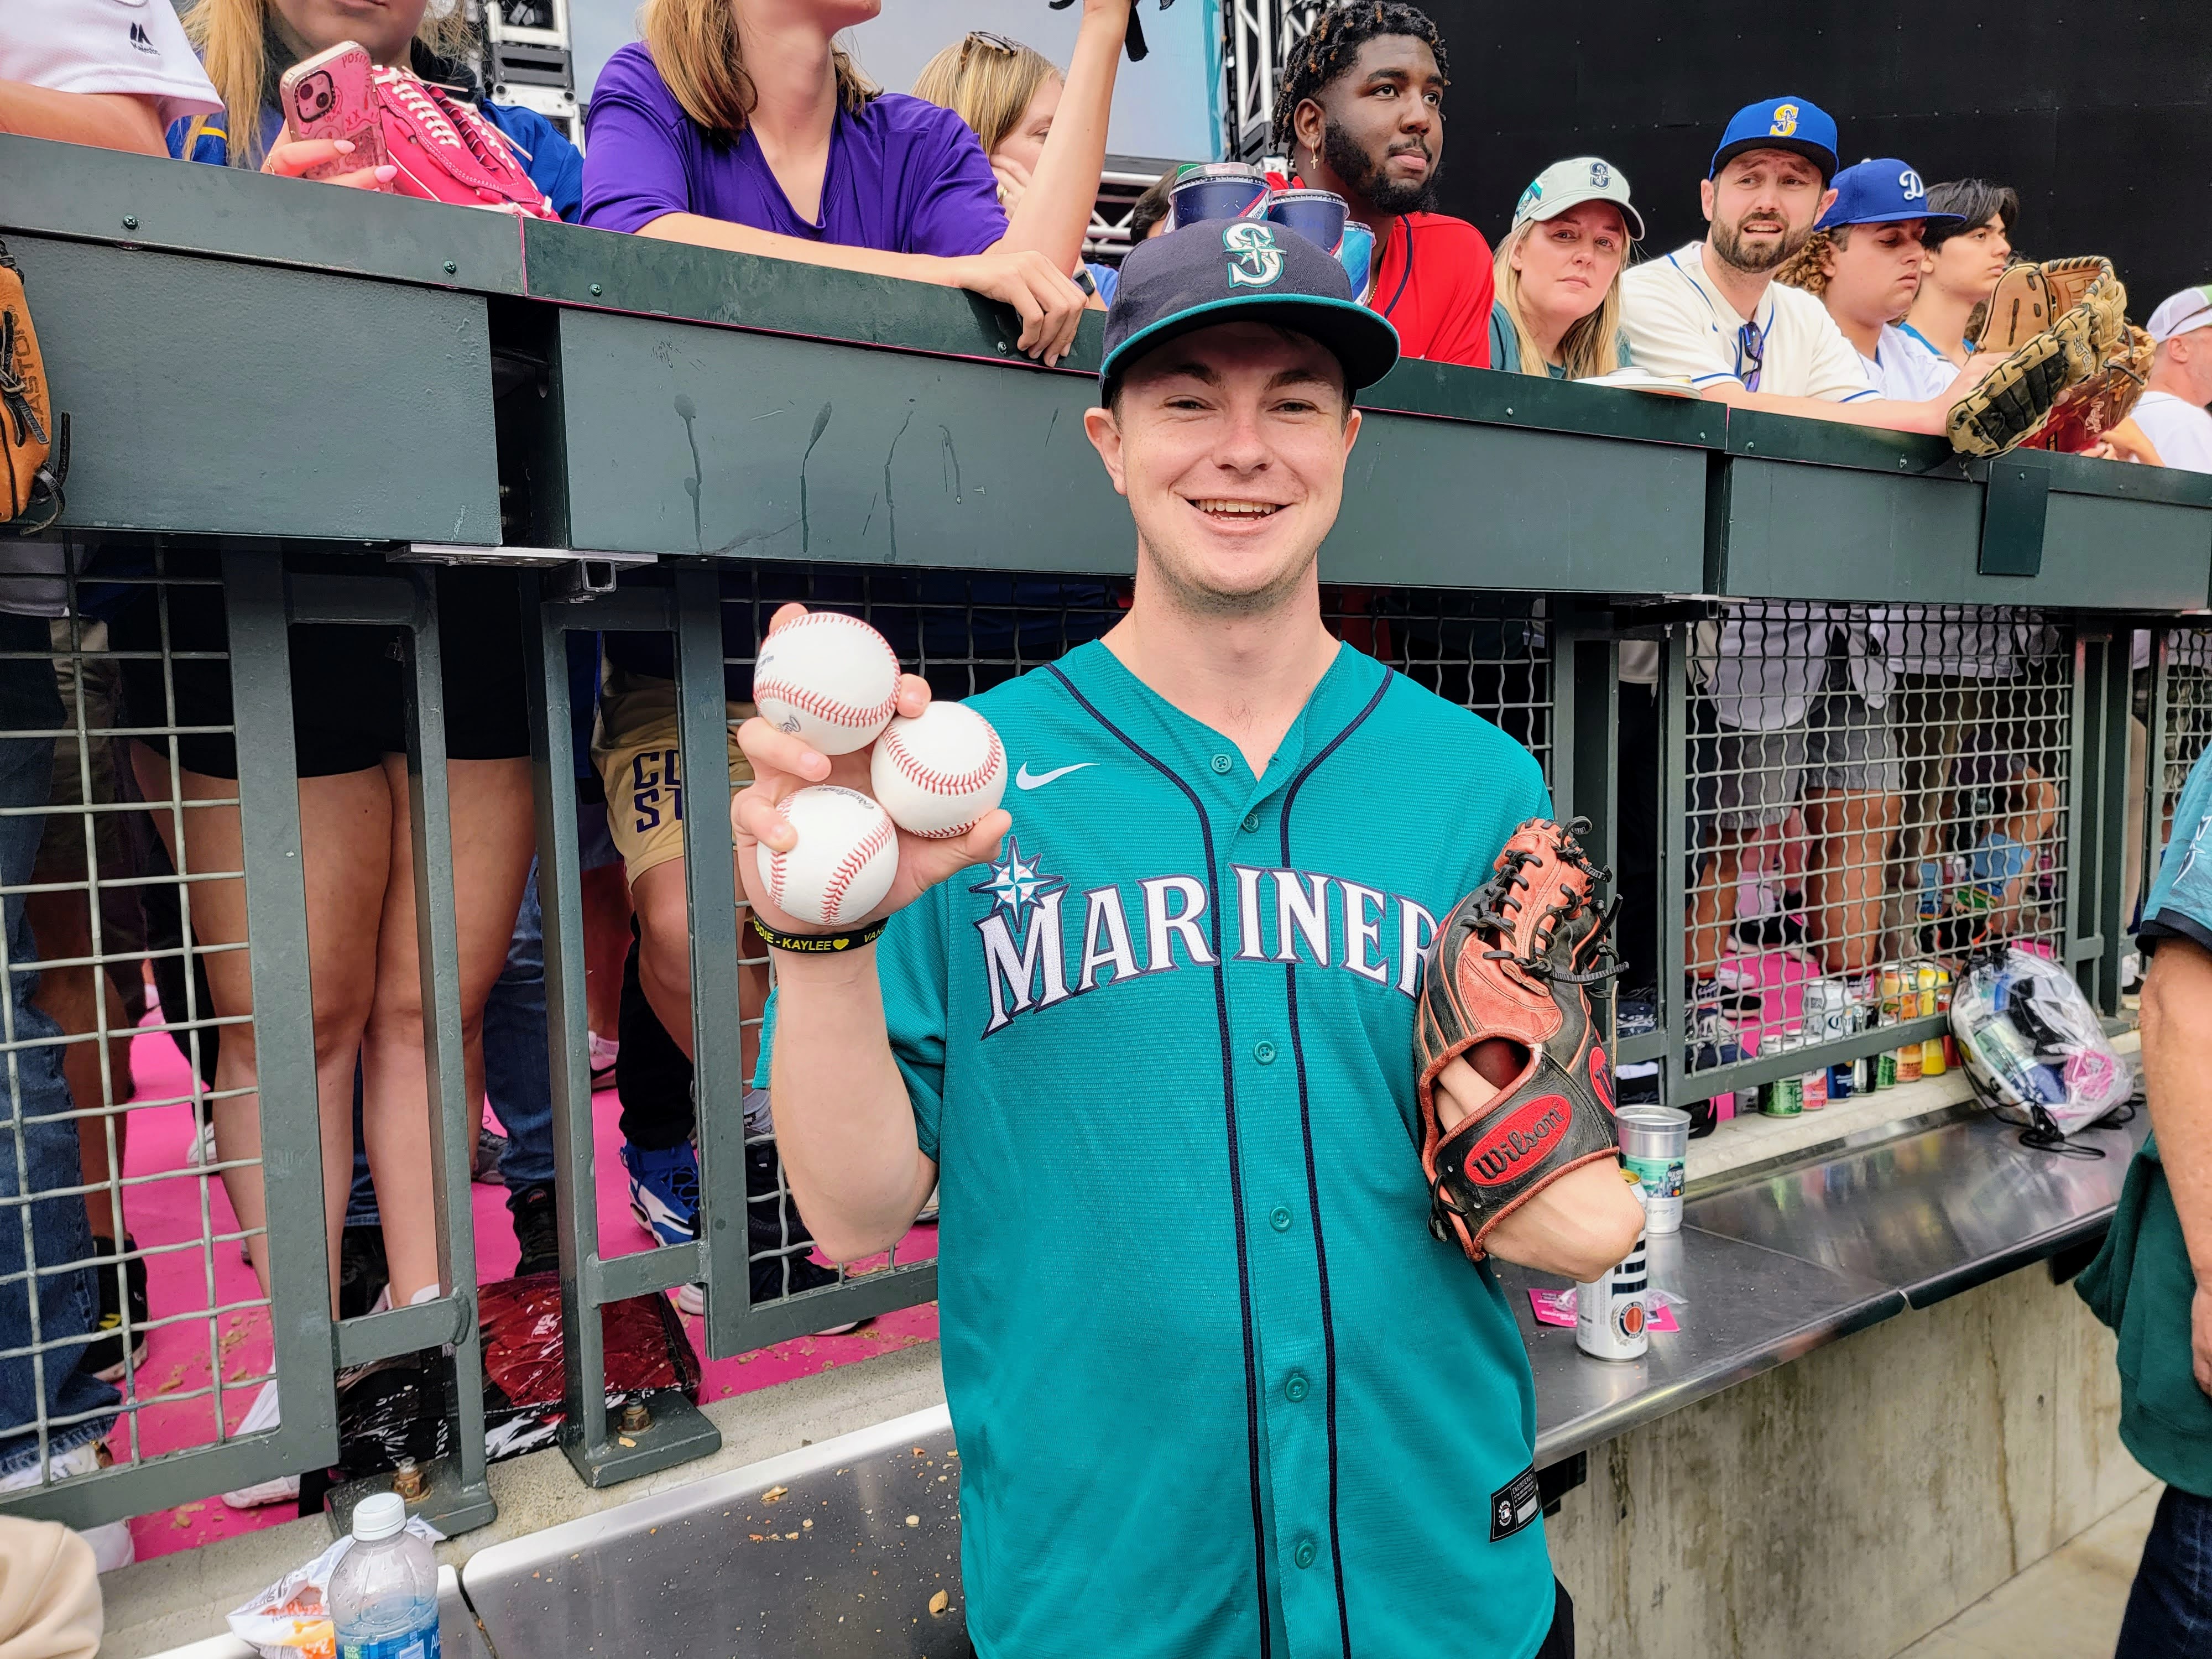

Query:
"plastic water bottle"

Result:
[[329, 1493, 440, 1659]]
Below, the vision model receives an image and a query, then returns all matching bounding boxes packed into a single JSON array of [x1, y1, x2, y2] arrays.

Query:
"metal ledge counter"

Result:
[[447, 1105, 2150, 1656], [1504, 1103, 2148, 1469]]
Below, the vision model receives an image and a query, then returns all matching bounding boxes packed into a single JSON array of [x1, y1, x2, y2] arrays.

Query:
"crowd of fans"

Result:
[[3, 0, 2211, 1599]]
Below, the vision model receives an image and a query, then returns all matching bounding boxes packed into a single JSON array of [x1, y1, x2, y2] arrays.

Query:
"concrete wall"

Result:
[[1546, 1266, 2153, 1659]]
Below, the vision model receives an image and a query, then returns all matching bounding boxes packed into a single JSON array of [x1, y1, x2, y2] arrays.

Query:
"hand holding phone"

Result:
[[275, 40, 390, 186]]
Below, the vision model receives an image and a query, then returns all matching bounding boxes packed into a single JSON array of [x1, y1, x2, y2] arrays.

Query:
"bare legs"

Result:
[[360, 754, 535, 1302], [131, 745, 533, 1311]]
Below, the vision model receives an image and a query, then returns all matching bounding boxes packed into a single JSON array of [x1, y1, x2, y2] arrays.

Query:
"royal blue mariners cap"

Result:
[[1709, 96, 1839, 182], [1816, 159, 1964, 231], [1100, 219, 1400, 400]]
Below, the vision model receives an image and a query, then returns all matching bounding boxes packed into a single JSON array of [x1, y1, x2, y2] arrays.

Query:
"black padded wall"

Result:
[[1416, 1, 2212, 311]]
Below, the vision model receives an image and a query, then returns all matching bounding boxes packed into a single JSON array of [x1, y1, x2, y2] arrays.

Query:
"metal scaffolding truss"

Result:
[[1224, 0, 1321, 160]]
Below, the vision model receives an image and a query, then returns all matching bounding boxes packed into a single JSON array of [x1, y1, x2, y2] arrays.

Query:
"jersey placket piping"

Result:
[[1275, 664, 1394, 1659], [1044, 662, 1274, 1659]]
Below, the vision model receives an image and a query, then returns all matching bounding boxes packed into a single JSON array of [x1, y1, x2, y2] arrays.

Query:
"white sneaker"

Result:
[[676, 1282, 704, 1318], [187, 1118, 217, 1167], [221, 1380, 300, 1510], [0, 1441, 136, 1571], [589, 1030, 619, 1090]]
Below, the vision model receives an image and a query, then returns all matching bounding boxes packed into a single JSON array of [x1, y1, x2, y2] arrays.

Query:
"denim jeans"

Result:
[[343, 860, 554, 1227], [2115, 1484, 2212, 1657], [482, 863, 554, 1191], [0, 618, 118, 1474]]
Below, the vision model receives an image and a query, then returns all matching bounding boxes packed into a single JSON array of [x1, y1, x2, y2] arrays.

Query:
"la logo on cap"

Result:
[[1223, 222, 1285, 289]]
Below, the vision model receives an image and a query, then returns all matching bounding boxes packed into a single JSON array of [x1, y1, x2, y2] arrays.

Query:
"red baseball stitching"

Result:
[[879, 722, 1004, 796], [765, 799, 793, 910], [822, 816, 895, 921], [753, 676, 899, 733]]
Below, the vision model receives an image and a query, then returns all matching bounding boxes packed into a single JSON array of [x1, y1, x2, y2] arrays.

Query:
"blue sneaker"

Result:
[[622, 1141, 701, 1246]]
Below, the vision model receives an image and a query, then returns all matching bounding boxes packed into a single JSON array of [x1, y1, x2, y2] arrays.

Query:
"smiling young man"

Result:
[[1268, 2, 1492, 366], [735, 223, 1642, 1657]]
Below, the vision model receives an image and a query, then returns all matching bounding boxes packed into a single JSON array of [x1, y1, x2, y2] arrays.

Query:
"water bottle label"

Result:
[[341, 1629, 441, 1659]]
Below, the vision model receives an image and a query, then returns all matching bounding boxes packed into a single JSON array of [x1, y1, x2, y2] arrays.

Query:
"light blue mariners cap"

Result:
[[1511, 156, 1646, 240]]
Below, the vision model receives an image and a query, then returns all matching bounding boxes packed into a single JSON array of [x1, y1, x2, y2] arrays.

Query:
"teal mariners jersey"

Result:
[[771, 637, 1557, 1657]]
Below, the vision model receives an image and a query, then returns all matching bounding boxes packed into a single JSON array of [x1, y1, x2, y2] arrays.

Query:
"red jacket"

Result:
[[1368, 211, 1495, 369]]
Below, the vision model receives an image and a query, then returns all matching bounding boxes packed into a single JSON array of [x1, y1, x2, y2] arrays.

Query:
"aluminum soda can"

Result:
[[1616, 1106, 1689, 1235], [1802, 1057, 1829, 1110], [1879, 968, 1905, 1025], [1875, 1048, 1898, 1089], [1575, 1186, 1650, 1361], [1761, 1041, 1804, 1116], [1265, 187, 1348, 255], [1169, 162, 1270, 230], [1828, 1060, 1854, 1100], [1801, 978, 1851, 1044]]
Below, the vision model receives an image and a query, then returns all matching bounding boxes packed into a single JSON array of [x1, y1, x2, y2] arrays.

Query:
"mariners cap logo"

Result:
[[1223, 221, 1286, 289], [1515, 179, 1543, 217], [1768, 102, 1800, 137], [1588, 160, 1610, 187], [1898, 166, 1926, 200]]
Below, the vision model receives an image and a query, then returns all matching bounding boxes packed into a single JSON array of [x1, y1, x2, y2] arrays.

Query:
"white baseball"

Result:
[[870, 702, 1008, 839], [755, 785, 899, 927], [752, 612, 901, 756]]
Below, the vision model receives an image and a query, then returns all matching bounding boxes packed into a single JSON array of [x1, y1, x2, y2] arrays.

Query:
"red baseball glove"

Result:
[[1414, 817, 1623, 1262]]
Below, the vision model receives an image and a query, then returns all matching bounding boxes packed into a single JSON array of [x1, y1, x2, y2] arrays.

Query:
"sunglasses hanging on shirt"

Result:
[[1048, 0, 1173, 62]]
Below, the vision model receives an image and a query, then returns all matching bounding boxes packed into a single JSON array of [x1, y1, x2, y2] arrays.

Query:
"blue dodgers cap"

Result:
[[1817, 160, 1964, 231], [1709, 96, 1839, 181], [1100, 220, 1400, 400]]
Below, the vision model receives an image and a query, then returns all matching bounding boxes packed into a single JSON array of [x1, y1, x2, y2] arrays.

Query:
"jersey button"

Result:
[[1253, 1040, 1277, 1065], [1210, 753, 1234, 775], [1284, 1371, 1310, 1404], [1241, 812, 1260, 833], [1269, 1204, 1292, 1232], [1293, 1539, 1318, 1571]]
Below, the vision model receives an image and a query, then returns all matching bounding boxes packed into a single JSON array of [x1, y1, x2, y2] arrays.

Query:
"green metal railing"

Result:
[[2, 134, 2209, 1538]]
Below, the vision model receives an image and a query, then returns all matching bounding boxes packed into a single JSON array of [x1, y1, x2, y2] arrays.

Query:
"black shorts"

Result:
[[112, 556, 530, 780]]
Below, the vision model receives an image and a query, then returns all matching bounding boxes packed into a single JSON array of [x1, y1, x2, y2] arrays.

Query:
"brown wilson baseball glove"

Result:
[[1414, 817, 1623, 1263], [1948, 257, 2134, 458]]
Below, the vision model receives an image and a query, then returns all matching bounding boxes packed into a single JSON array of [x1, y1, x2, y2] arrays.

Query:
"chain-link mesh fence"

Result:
[[1679, 602, 2073, 1091], [2151, 627, 2212, 882], [0, 547, 279, 1532]]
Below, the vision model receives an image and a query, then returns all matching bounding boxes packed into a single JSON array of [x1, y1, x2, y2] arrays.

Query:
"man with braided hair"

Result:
[[744, 225, 1642, 1656], [1271, 2, 1496, 366]]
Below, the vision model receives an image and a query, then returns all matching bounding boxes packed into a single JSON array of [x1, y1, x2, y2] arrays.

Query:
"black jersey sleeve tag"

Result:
[[1489, 1465, 1542, 1541]]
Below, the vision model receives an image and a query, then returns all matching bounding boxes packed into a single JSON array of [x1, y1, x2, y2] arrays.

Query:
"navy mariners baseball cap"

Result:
[[1100, 220, 1400, 400], [1709, 96, 1839, 182], [1816, 159, 1963, 231]]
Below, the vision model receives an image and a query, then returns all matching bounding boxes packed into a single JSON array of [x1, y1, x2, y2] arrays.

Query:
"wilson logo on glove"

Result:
[[1415, 818, 1624, 1262], [1463, 1096, 1569, 1186]]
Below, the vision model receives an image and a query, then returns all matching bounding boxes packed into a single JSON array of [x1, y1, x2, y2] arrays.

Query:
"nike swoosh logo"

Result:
[[1015, 762, 1096, 791]]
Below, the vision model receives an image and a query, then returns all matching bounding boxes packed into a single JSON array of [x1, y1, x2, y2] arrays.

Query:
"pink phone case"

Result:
[[278, 40, 389, 181]]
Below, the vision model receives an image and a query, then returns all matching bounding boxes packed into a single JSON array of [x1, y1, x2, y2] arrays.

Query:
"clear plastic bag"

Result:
[[1950, 945, 2133, 1136], [226, 1517, 442, 1658]]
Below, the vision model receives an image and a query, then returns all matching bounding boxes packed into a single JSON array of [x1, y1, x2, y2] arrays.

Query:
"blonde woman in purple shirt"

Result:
[[583, 0, 1131, 367]]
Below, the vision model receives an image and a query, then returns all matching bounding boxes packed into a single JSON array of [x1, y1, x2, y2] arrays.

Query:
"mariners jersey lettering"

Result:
[[767, 639, 1556, 1659]]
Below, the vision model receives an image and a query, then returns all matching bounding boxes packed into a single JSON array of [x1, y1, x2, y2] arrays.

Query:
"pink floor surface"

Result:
[[105, 1009, 938, 1564]]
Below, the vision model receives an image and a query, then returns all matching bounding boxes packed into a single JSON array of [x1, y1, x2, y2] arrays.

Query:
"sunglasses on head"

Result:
[[961, 30, 1022, 59]]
